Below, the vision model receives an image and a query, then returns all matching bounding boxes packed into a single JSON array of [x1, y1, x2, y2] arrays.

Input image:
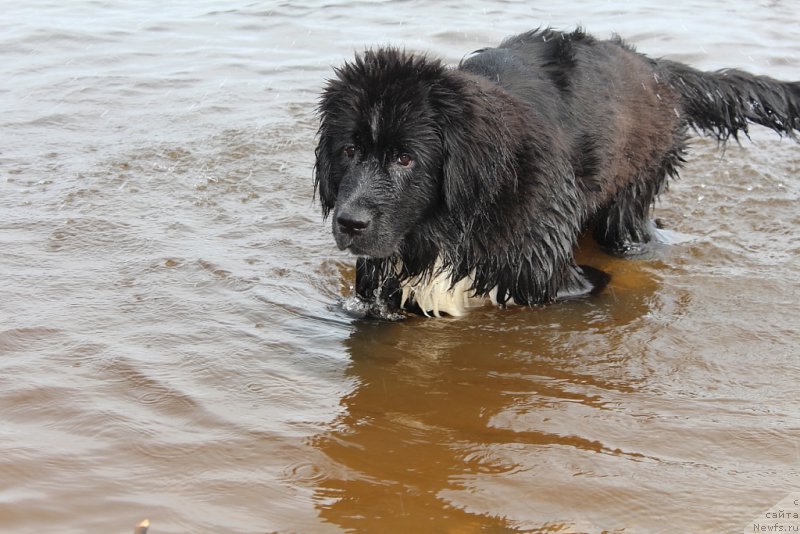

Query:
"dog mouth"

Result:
[[334, 233, 361, 254], [333, 227, 398, 258], [336, 236, 391, 258]]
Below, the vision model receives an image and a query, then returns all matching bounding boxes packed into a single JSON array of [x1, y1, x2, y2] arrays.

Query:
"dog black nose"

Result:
[[336, 209, 371, 235]]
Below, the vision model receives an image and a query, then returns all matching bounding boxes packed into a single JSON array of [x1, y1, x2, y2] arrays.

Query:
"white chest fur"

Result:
[[396, 257, 501, 317]]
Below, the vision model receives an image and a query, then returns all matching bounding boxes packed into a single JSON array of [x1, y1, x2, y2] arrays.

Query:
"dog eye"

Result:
[[396, 153, 412, 167], [344, 145, 356, 158]]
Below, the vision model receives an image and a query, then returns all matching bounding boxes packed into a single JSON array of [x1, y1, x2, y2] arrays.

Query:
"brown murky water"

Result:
[[1, 1, 798, 533]]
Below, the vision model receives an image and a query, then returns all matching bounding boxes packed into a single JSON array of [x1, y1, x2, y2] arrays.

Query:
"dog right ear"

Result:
[[313, 125, 337, 219]]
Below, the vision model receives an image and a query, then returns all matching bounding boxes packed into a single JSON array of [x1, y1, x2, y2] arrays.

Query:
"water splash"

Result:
[[339, 294, 407, 321]]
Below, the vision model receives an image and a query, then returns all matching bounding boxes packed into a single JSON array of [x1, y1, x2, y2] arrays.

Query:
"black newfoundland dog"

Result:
[[314, 28, 799, 317]]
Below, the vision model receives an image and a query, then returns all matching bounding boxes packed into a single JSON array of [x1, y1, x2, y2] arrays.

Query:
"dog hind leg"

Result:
[[592, 178, 661, 253], [592, 146, 685, 254]]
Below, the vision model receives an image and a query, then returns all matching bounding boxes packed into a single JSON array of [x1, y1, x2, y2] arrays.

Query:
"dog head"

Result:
[[315, 48, 521, 260], [314, 48, 454, 258]]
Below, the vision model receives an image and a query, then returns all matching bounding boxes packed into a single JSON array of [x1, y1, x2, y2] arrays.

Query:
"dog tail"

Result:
[[660, 59, 800, 141]]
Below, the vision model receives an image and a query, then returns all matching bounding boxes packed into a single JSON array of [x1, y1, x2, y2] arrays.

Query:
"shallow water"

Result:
[[1, 1, 799, 533]]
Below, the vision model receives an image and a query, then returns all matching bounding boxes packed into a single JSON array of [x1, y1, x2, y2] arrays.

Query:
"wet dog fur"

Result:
[[314, 28, 800, 317]]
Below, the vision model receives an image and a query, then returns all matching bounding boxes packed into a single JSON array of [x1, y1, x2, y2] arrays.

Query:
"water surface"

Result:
[[1, 1, 798, 532]]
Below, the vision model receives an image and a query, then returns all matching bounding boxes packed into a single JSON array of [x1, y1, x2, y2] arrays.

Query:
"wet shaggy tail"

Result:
[[660, 59, 800, 141]]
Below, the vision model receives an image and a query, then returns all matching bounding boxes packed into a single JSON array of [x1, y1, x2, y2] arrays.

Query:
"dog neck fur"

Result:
[[396, 257, 503, 317]]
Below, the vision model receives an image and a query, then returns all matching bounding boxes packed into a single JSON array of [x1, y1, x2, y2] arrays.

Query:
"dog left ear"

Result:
[[433, 81, 517, 215], [439, 124, 479, 214]]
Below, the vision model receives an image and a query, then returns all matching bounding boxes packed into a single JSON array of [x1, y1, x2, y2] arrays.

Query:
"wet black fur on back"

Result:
[[314, 28, 800, 315]]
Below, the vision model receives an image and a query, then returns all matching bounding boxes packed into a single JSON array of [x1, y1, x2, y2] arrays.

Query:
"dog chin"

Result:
[[335, 234, 397, 258]]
